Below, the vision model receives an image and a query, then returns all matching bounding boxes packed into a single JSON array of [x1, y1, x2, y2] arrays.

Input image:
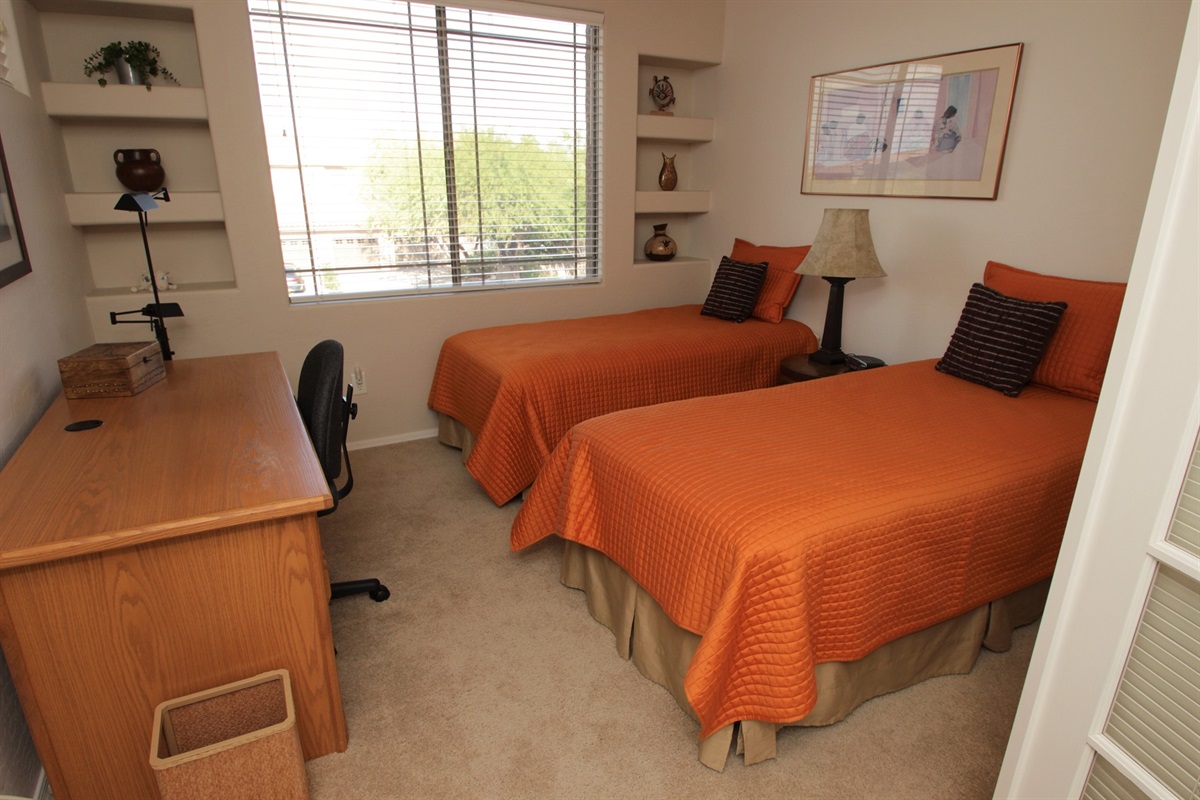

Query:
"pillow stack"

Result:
[[700, 239, 812, 323], [937, 261, 1126, 398], [936, 283, 1067, 397], [700, 256, 768, 322]]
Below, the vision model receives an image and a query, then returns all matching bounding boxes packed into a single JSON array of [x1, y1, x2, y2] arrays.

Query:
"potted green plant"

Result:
[[83, 41, 178, 90]]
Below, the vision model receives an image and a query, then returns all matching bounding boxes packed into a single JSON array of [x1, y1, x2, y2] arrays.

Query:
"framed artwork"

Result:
[[802, 43, 1023, 200], [0, 132, 31, 289]]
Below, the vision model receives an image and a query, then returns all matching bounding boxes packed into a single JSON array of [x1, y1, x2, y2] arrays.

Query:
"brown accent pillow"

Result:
[[700, 256, 769, 323], [936, 283, 1067, 397], [730, 239, 811, 323], [984, 261, 1126, 401]]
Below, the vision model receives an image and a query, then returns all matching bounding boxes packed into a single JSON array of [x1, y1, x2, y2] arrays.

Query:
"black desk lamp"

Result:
[[108, 189, 184, 360], [800, 208, 886, 365]]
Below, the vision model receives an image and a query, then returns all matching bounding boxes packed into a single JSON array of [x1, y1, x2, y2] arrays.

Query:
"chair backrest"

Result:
[[297, 339, 345, 484]]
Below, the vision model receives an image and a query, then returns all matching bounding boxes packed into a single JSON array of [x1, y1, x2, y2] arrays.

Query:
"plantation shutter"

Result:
[[1082, 431, 1200, 800], [249, 0, 602, 301]]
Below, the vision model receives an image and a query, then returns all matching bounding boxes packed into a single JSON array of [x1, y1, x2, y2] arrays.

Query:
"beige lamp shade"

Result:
[[800, 208, 886, 279]]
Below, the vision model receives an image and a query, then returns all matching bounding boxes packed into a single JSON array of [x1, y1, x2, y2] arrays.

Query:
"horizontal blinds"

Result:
[[1083, 754, 1154, 800], [0, 15, 9, 84], [1167, 435, 1200, 557], [1100, 563, 1200, 799], [249, 0, 600, 300]]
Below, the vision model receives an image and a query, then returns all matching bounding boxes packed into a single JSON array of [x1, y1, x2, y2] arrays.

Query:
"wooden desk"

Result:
[[0, 353, 346, 800]]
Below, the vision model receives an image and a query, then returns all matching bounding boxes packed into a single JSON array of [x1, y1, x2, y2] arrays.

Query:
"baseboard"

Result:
[[348, 427, 437, 451], [0, 770, 52, 800], [35, 770, 51, 800]]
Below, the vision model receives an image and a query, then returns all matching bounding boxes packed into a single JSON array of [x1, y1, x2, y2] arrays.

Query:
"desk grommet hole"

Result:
[[64, 420, 103, 432]]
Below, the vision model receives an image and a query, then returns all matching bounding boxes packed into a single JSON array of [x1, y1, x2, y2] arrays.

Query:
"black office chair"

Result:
[[297, 339, 390, 602]]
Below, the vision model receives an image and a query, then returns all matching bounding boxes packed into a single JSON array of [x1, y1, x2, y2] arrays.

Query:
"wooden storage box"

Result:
[[58, 341, 165, 399], [150, 669, 310, 800]]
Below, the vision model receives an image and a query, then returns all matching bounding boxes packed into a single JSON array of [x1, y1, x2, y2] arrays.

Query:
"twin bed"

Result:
[[429, 304, 818, 504], [429, 259, 1125, 769]]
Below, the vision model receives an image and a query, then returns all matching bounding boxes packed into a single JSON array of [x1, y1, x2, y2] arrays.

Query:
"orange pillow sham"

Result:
[[983, 260, 1126, 401], [730, 238, 811, 323]]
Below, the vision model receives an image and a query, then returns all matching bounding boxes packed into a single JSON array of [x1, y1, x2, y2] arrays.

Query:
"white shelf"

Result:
[[65, 192, 224, 226], [638, 55, 720, 71], [87, 280, 237, 299], [636, 115, 714, 142], [42, 83, 208, 121], [634, 255, 709, 268], [634, 190, 710, 215]]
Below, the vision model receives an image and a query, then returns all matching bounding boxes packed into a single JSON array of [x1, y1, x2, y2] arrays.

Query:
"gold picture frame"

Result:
[[802, 43, 1023, 200]]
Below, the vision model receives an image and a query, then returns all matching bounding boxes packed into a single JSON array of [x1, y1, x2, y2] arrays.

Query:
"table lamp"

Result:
[[800, 208, 886, 365], [108, 189, 184, 360]]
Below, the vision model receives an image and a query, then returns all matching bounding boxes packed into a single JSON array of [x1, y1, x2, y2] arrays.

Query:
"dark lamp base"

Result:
[[808, 346, 847, 365]]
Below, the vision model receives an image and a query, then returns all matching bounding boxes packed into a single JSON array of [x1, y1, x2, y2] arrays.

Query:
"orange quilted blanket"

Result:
[[511, 360, 1096, 738], [428, 305, 817, 504]]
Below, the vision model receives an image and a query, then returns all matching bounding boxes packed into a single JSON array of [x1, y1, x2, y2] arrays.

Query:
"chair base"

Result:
[[331, 579, 390, 602]]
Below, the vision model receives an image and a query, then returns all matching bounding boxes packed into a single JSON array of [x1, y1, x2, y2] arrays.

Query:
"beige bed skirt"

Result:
[[560, 540, 1049, 772], [437, 413, 475, 461]]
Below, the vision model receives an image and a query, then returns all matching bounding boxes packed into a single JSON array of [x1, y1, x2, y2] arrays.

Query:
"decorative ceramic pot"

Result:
[[643, 223, 677, 262], [114, 149, 165, 193], [658, 153, 677, 192]]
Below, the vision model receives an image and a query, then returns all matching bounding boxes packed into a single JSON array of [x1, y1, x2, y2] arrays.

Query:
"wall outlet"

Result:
[[352, 365, 367, 394]]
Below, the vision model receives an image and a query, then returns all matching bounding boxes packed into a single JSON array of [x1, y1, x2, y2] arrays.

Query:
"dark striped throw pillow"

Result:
[[936, 283, 1067, 397], [700, 256, 769, 323]]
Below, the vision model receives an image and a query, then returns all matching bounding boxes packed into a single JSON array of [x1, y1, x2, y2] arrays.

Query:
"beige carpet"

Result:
[[307, 438, 1037, 799]]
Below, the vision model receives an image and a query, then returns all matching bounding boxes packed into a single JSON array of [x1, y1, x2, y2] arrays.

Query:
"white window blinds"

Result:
[[0, 0, 29, 96], [0, 14, 8, 85], [249, 0, 602, 301]]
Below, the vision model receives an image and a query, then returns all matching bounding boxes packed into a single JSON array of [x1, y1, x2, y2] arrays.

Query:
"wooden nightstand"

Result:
[[779, 354, 852, 383]]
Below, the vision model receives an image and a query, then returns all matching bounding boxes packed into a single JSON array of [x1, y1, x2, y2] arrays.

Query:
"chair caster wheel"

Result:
[[369, 586, 390, 602]]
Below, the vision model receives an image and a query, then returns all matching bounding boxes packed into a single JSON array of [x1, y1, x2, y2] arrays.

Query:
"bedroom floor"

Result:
[[307, 437, 1037, 799]]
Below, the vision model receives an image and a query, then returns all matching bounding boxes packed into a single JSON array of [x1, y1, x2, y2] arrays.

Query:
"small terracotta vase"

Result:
[[658, 153, 677, 192], [114, 149, 165, 193], [643, 223, 677, 261]]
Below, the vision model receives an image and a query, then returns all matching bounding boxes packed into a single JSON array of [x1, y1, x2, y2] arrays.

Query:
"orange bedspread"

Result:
[[511, 360, 1095, 738], [427, 305, 818, 504]]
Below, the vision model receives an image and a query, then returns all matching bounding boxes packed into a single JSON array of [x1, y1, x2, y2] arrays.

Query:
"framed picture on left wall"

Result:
[[0, 132, 31, 290]]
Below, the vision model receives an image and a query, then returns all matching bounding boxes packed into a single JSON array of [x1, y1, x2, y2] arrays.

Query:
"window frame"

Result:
[[248, 0, 603, 303]]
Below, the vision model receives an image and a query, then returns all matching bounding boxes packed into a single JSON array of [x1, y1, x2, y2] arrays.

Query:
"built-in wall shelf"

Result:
[[634, 190, 710, 215], [37, 7, 231, 298], [633, 54, 718, 265], [66, 192, 224, 226], [634, 255, 709, 269], [87, 280, 237, 298], [42, 83, 209, 121], [636, 115, 714, 142]]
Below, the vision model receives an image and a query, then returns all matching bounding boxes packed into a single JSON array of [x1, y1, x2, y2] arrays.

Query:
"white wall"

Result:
[[701, 0, 1190, 367], [0, 0, 93, 790]]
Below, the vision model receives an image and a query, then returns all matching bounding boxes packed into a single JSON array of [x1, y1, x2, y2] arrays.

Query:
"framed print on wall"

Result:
[[802, 43, 1023, 200], [0, 132, 31, 289]]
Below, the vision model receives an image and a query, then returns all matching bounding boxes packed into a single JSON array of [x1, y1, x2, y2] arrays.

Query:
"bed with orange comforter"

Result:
[[510, 360, 1097, 766], [428, 305, 818, 504]]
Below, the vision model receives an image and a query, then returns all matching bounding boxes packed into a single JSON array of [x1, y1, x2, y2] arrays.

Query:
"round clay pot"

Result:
[[114, 149, 165, 193], [643, 223, 677, 261]]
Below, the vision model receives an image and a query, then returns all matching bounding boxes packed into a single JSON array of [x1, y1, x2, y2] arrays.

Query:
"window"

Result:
[[249, 0, 602, 302], [0, 0, 32, 96]]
